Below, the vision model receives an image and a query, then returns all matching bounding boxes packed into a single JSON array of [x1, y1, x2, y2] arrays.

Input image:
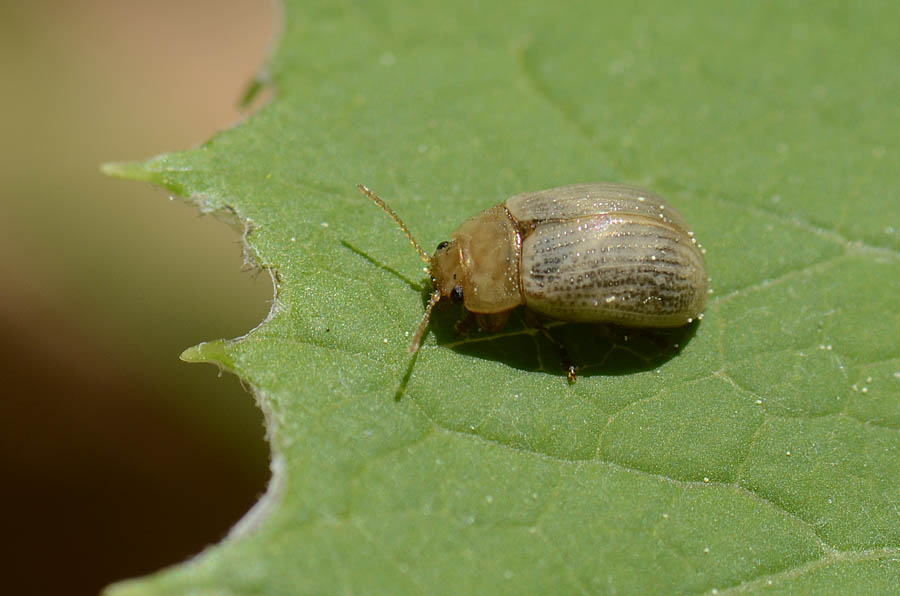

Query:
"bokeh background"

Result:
[[1, 2, 276, 594]]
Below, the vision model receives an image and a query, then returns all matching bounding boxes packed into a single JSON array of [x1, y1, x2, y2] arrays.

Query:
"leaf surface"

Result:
[[106, 1, 900, 594]]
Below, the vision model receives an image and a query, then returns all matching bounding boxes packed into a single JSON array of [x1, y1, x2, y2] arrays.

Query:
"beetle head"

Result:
[[430, 240, 464, 303], [398, 238, 464, 354]]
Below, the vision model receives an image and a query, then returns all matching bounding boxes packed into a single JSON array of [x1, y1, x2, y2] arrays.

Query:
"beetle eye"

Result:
[[450, 285, 464, 303], [436, 241, 450, 250]]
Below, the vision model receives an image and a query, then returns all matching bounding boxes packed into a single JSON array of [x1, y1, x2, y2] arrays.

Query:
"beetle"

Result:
[[357, 183, 708, 380]]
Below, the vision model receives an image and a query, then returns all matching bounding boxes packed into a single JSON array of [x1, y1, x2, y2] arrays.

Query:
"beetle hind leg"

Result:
[[525, 312, 577, 383]]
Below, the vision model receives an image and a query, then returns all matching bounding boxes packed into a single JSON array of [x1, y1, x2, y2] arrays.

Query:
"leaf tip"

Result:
[[181, 340, 235, 370], [101, 159, 190, 197], [238, 71, 270, 110], [100, 160, 151, 181]]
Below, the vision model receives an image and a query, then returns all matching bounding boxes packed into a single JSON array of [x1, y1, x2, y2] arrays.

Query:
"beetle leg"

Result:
[[454, 311, 476, 336], [475, 311, 511, 333], [525, 312, 577, 383], [610, 325, 671, 352]]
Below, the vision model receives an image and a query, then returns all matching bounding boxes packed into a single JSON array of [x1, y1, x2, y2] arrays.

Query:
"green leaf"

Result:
[[105, 1, 900, 594]]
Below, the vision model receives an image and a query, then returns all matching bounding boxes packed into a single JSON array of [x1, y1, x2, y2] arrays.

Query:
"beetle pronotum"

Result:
[[358, 183, 708, 379]]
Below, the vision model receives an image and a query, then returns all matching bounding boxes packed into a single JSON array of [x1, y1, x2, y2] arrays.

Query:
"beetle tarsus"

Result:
[[526, 312, 578, 383], [560, 347, 577, 384]]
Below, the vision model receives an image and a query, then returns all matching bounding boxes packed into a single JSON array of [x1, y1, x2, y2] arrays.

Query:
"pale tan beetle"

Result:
[[358, 183, 708, 380]]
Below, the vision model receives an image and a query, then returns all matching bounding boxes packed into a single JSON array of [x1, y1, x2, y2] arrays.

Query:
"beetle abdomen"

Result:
[[520, 215, 707, 326]]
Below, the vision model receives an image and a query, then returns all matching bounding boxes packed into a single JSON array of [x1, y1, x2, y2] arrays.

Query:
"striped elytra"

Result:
[[509, 184, 708, 327], [358, 183, 708, 361]]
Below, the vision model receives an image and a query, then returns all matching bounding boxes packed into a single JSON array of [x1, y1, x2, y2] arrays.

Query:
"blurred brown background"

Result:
[[1, 2, 275, 594]]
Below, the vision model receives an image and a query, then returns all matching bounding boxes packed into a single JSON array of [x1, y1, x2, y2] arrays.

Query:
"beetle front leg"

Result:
[[454, 311, 476, 336], [475, 311, 511, 333]]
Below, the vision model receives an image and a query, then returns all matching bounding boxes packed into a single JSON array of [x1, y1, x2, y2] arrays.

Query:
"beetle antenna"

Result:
[[357, 184, 431, 265], [409, 290, 441, 353]]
